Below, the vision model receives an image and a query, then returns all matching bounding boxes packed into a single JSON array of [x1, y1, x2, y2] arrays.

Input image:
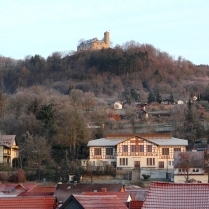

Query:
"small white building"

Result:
[[114, 101, 123, 110]]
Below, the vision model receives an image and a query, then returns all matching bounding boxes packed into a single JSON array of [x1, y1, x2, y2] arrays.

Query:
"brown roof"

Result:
[[106, 133, 171, 139], [0, 196, 56, 209], [0, 183, 37, 194], [82, 191, 131, 203], [55, 183, 124, 203], [21, 186, 55, 196], [60, 194, 128, 209], [0, 135, 17, 147], [142, 181, 209, 209], [30, 186, 55, 193]]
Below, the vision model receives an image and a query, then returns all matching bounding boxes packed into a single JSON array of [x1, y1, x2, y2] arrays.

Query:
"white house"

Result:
[[82, 134, 188, 177], [0, 135, 19, 167], [114, 101, 123, 110], [173, 150, 208, 183]]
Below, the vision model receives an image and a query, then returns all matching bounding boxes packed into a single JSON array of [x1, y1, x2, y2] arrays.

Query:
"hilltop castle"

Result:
[[77, 31, 110, 51]]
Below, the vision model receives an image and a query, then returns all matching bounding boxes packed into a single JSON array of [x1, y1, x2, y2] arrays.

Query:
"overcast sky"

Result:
[[0, 0, 208, 65]]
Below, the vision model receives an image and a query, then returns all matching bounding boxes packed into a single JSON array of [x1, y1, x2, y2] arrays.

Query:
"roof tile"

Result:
[[142, 181, 209, 209]]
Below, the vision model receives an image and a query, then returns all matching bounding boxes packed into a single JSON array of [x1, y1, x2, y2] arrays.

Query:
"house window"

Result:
[[162, 148, 169, 155], [147, 145, 152, 152], [168, 161, 173, 166], [120, 158, 128, 165], [174, 148, 181, 152], [106, 148, 113, 155], [139, 145, 144, 152], [159, 161, 164, 168], [193, 168, 199, 172], [94, 148, 101, 155], [131, 145, 136, 152], [147, 158, 155, 166], [122, 145, 128, 152]]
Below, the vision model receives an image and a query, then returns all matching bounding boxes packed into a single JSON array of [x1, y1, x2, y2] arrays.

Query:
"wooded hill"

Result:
[[1, 41, 209, 100], [0, 41, 209, 174]]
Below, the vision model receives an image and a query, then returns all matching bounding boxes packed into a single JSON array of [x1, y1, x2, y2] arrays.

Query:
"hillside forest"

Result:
[[1, 41, 209, 181]]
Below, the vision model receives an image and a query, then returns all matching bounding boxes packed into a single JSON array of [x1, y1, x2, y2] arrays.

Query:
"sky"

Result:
[[0, 0, 209, 65]]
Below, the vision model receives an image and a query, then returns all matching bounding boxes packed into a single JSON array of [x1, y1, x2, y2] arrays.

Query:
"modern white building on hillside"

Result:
[[81, 134, 188, 173]]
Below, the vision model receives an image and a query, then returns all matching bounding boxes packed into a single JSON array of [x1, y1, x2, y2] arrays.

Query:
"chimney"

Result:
[[101, 188, 107, 192]]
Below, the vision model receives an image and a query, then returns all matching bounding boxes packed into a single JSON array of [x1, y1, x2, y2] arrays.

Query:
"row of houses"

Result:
[[0, 134, 208, 183], [1, 181, 209, 209]]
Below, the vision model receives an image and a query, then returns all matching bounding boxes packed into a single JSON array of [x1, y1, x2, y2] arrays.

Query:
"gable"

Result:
[[117, 136, 157, 147], [60, 195, 84, 209], [61, 199, 84, 209], [0, 135, 17, 147]]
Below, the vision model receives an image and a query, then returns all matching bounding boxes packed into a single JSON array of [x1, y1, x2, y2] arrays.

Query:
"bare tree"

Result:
[[174, 151, 204, 182]]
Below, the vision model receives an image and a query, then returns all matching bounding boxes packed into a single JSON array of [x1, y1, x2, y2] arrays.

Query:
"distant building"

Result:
[[114, 101, 123, 110], [82, 134, 188, 180], [173, 151, 208, 183], [77, 31, 110, 51], [0, 135, 19, 167]]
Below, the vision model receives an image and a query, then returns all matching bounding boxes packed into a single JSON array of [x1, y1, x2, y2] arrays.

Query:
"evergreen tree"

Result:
[[203, 83, 209, 102], [184, 99, 200, 145], [147, 91, 155, 103], [169, 92, 174, 103], [36, 103, 57, 137], [59, 150, 71, 182], [156, 91, 162, 104]]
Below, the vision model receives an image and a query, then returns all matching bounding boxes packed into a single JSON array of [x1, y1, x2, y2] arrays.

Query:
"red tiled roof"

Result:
[[75, 195, 128, 209], [0, 196, 56, 209], [30, 186, 55, 193], [0, 183, 37, 193], [82, 191, 131, 203], [142, 181, 209, 209]]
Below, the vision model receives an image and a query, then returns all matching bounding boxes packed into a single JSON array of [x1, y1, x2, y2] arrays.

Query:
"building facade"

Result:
[[0, 135, 19, 167], [77, 31, 110, 51], [82, 134, 188, 174]]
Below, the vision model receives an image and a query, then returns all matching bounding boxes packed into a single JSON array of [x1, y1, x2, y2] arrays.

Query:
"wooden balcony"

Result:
[[159, 155, 171, 159], [3, 153, 11, 157], [105, 155, 116, 159], [91, 155, 116, 160], [92, 155, 102, 159], [118, 152, 157, 156]]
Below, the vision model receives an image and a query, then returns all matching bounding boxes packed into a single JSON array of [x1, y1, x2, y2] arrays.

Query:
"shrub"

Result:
[[142, 174, 150, 180]]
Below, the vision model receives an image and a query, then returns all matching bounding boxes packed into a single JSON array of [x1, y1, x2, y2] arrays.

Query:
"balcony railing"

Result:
[[118, 152, 158, 156], [3, 153, 11, 156], [91, 155, 116, 160]]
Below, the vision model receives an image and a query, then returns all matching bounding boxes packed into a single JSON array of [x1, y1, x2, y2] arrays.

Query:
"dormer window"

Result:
[[193, 168, 199, 172]]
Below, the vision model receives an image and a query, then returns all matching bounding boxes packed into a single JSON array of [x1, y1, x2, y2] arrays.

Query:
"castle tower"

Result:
[[104, 31, 110, 47]]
